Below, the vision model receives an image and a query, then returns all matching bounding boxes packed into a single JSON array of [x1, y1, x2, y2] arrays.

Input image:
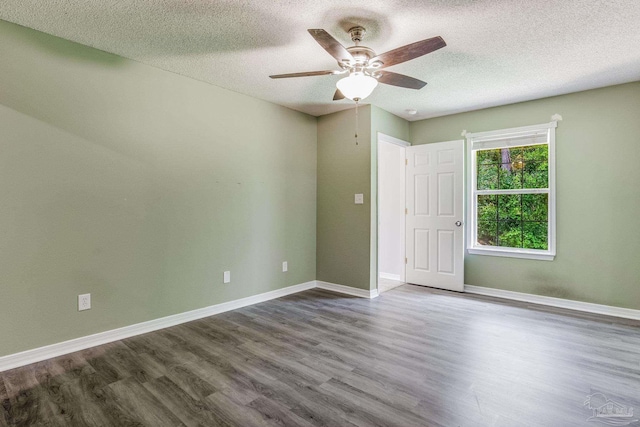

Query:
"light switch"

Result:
[[223, 271, 231, 283], [355, 194, 364, 204]]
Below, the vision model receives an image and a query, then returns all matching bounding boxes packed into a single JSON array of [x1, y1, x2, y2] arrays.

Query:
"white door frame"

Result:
[[375, 132, 410, 292]]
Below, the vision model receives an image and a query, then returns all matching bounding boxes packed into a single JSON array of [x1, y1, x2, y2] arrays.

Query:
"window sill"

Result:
[[467, 247, 555, 261]]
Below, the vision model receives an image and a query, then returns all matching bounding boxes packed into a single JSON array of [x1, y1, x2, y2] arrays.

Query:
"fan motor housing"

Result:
[[345, 46, 376, 65]]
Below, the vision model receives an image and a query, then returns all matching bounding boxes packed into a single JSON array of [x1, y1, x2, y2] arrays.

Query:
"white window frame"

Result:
[[466, 121, 557, 261]]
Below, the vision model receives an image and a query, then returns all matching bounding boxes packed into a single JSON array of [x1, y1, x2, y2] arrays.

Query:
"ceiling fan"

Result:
[[270, 26, 446, 102]]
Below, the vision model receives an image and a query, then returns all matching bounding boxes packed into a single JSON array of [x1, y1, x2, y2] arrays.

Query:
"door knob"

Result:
[[455, 221, 463, 227]]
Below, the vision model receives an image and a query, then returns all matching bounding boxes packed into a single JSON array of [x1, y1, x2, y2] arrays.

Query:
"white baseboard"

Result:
[[14, 280, 632, 373], [379, 272, 401, 281], [316, 280, 379, 299], [0, 281, 316, 373], [465, 285, 640, 321]]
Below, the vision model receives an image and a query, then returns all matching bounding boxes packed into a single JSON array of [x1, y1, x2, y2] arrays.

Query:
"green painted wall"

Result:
[[410, 82, 640, 309], [316, 104, 408, 291], [316, 106, 372, 290], [0, 20, 317, 356]]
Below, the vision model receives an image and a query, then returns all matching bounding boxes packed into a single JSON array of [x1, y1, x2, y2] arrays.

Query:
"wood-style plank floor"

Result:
[[2, 285, 640, 427]]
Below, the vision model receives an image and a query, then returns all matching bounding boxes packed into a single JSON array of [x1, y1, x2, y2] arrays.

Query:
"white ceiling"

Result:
[[1, 0, 640, 120]]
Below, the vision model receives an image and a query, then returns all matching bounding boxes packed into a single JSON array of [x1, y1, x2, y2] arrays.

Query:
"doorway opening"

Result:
[[377, 133, 409, 294]]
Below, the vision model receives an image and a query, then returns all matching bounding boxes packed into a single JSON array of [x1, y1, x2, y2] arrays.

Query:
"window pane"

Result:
[[478, 195, 497, 222], [522, 144, 548, 162], [523, 161, 548, 188], [477, 221, 497, 246], [477, 149, 500, 165], [497, 194, 521, 221], [477, 195, 548, 250], [475, 145, 548, 190], [522, 145, 548, 188], [498, 220, 522, 248], [522, 194, 548, 221], [506, 146, 523, 162], [523, 221, 548, 250], [498, 163, 523, 189], [477, 164, 499, 190]]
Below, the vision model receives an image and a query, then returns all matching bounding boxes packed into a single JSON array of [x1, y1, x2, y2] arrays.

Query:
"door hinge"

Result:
[[405, 158, 408, 166], [405, 208, 408, 215], [405, 257, 408, 264]]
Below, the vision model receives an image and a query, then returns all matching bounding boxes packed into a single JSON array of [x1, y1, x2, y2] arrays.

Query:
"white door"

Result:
[[405, 140, 464, 291]]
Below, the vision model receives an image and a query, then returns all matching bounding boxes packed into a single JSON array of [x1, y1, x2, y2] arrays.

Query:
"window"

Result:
[[466, 122, 556, 260]]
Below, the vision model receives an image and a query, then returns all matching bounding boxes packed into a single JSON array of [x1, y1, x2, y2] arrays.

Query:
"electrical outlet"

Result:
[[355, 193, 364, 204], [78, 293, 91, 311], [223, 271, 231, 284], [282, 261, 288, 272]]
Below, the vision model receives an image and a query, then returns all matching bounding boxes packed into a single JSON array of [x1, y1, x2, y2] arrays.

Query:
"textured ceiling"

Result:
[[1, 1, 640, 120]]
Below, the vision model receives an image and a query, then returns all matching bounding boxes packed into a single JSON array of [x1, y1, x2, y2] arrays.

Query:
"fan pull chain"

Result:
[[355, 99, 359, 145]]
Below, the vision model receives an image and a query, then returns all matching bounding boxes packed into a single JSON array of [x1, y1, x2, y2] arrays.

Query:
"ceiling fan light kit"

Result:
[[270, 26, 446, 102], [336, 72, 378, 101]]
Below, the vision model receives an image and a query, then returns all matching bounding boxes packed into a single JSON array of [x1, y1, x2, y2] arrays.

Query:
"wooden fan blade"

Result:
[[270, 70, 337, 79], [377, 71, 427, 89], [333, 89, 345, 101], [308, 29, 355, 63], [372, 36, 446, 68]]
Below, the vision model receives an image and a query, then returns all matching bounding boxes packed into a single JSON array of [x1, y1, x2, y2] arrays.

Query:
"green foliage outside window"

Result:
[[476, 145, 549, 250]]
